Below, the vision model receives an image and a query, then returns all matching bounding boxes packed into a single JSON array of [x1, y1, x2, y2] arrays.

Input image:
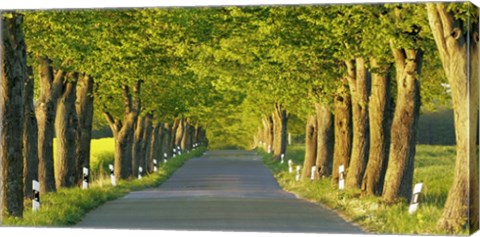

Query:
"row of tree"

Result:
[[245, 3, 478, 233], [0, 11, 209, 223], [0, 2, 478, 233]]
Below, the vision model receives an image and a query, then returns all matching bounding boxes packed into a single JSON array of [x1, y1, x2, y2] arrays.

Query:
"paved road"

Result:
[[76, 150, 364, 234]]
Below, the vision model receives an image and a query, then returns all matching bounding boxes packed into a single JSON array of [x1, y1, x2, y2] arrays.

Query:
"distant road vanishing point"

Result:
[[76, 150, 364, 234]]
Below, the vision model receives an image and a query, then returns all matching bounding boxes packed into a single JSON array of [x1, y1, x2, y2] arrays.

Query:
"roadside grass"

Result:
[[4, 137, 206, 226], [262, 144, 462, 235]]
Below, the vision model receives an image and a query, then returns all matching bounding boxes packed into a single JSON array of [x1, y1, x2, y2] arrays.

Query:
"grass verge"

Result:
[[262, 144, 462, 235], [3, 146, 206, 226]]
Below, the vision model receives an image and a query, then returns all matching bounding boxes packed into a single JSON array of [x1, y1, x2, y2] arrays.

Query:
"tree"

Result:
[[302, 115, 317, 179], [382, 4, 430, 203], [23, 65, 38, 198], [75, 74, 94, 185], [427, 2, 479, 232], [55, 71, 78, 188], [1, 12, 27, 219]]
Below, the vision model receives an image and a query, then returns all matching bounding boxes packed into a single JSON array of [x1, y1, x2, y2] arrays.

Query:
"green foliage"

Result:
[[262, 144, 464, 235], [21, 3, 455, 148]]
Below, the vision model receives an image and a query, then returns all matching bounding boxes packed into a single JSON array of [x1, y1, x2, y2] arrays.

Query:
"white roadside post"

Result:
[[310, 166, 316, 181], [138, 166, 143, 179], [82, 167, 89, 189], [288, 160, 293, 173], [339, 165, 345, 190], [408, 183, 423, 214], [177, 146, 182, 155], [173, 148, 176, 157], [268, 145, 272, 154], [295, 165, 301, 181], [280, 154, 285, 164], [32, 180, 40, 212], [109, 164, 116, 186], [153, 159, 158, 172]]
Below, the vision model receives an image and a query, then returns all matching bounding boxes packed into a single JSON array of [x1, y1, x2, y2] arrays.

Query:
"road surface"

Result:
[[76, 150, 364, 234]]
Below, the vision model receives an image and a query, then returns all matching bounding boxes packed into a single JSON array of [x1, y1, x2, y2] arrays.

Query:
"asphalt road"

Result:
[[76, 150, 364, 234]]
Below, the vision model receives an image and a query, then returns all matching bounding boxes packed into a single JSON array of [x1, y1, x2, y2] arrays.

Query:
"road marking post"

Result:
[[177, 146, 182, 155], [82, 167, 89, 189], [288, 159, 293, 173], [310, 166, 316, 181], [268, 145, 271, 154], [173, 148, 176, 157], [32, 180, 40, 212], [409, 183, 423, 214], [153, 159, 158, 172], [138, 166, 143, 179], [339, 165, 345, 190], [109, 164, 116, 186], [280, 154, 285, 164], [295, 165, 301, 181]]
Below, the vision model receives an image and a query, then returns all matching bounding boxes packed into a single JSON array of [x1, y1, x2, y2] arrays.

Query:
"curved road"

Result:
[[76, 150, 364, 234]]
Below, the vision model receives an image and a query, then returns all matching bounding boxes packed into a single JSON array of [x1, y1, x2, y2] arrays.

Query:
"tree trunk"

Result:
[[143, 114, 153, 173], [23, 66, 38, 199], [163, 122, 172, 157], [273, 103, 288, 160], [189, 123, 195, 150], [262, 116, 274, 152], [114, 118, 135, 179], [362, 58, 392, 196], [35, 57, 63, 193], [345, 58, 370, 189], [55, 72, 78, 188], [176, 118, 185, 150], [104, 82, 141, 180], [302, 115, 317, 179], [171, 119, 180, 151], [427, 3, 479, 232], [132, 116, 146, 177], [382, 45, 422, 203], [75, 74, 94, 185], [332, 84, 352, 186], [1, 12, 26, 219], [194, 124, 202, 146], [315, 102, 334, 178], [149, 122, 162, 172], [181, 120, 191, 151]]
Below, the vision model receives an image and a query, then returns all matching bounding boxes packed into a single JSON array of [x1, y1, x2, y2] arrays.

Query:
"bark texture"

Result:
[[143, 114, 153, 172], [75, 74, 94, 185], [427, 3, 479, 232], [345, 58, 370, 189], [104, 81, 141, 180], [332, 84, 352, 186], [272, 103, 288, 160], [35, 57, 63, 193], [23, 66, 38, 198], [175, 118, 185, 149], [382, 44, 422, 203], [132, 116, 146, 177], [1, 13, 26, 219], [55, 72, 78, 188], [362, 58, 391, 196], [302, 115, 317, 179], [315, 103, 334, 178], [149, 122, 162, 172], [163, 122, 172, 157]]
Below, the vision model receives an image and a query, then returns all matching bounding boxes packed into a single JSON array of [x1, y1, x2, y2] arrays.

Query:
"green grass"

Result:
[[262, 144, 462, 235], [4, 138, 206, 226]]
